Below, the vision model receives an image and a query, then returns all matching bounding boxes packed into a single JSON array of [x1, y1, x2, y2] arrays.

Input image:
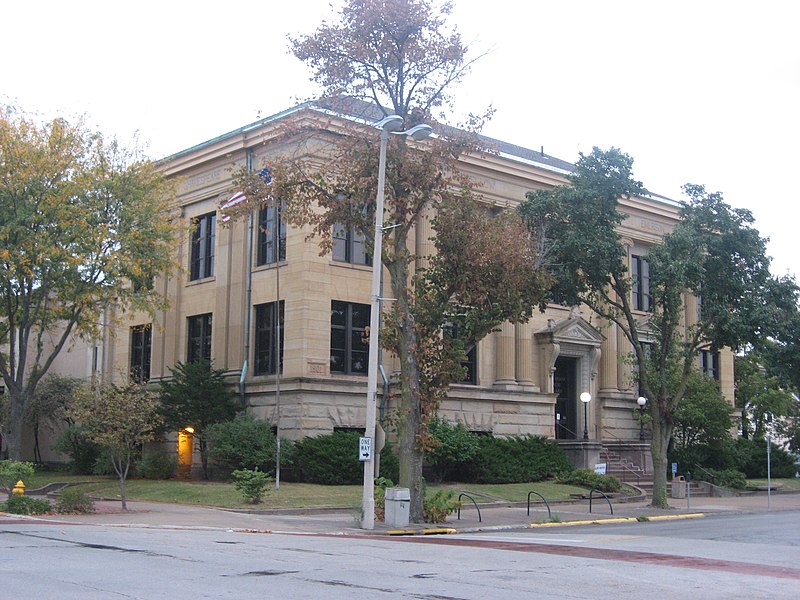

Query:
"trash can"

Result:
[[671, 476, 686, 499], [384, 487, 411, 527]]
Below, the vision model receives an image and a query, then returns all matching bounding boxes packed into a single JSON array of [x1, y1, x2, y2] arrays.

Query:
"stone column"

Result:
[[599, 318, 619, 393], [415, 201, 436, 272], [515, 322, 536, 389], [529, 331, 541, 392], [494, 321, 517, 387], [617, 237, 634, 390]]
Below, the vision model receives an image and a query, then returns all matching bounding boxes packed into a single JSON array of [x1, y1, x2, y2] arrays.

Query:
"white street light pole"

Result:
[[361, 116, 432, 530], [637, 396, 647, 441], [580, 392, 592, 440]]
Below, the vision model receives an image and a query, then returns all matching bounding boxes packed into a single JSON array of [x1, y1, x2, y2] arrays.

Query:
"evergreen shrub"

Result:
[[208, 415, 277, 473], [424, 417, 479, 482], [3, 494, 51, 515], [291, 431, 364, 484], [557, 469, 621, 493], [136, 448, 177, 480], [232, 468, 272, 504], [732, 438, 796, 478], [703, 468, 747, 489], [290, 431, 398, 485], [55, 488, 96, 513], [466, 435, 573, 483]]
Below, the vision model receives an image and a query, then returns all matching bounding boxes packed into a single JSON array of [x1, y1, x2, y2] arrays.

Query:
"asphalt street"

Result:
[[2, 493, 799, 599]]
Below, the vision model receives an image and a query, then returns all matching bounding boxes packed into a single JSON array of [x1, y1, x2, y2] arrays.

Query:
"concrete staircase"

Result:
[[601, 447, 648, 487], [600, 446, 711, 498]]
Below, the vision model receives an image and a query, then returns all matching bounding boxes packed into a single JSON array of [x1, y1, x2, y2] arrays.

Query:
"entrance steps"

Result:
[[601, 446, 711, 498]]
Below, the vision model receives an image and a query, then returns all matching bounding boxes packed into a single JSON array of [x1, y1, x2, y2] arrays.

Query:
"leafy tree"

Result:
[[671, 372, 732, 450], [231, 0, 550, 522], [0, 106, 178, 460], [735, 353, 796, 441], [158, 360, 238, 480], [67, 381, 162, 510], [519, 148, 786, 507], [24, 374, 81, 463]]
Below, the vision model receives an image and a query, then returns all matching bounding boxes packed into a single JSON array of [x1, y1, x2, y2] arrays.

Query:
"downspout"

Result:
[[240, 149, 255, 409]]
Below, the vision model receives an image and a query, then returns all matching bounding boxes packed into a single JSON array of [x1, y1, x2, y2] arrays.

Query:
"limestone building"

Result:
[[69, 101, 737, 471]]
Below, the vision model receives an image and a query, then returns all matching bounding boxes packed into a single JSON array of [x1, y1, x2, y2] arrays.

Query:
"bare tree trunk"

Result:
[[5, 390, 27, 461], [115, 456, 129, 511], [390, 244, 426, 522], [199, 437, 209, 480], [32, 423, 42, 464], [650, 404, 672, 509]]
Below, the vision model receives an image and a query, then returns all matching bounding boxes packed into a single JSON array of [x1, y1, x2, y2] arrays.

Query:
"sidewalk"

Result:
[[8, 490, 800, 536]]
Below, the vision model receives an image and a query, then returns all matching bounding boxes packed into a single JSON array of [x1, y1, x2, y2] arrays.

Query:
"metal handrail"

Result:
[[692, 463, 716, 484], [600, 430, 647, 483], [588, 489, 614, 515], [599, 457, 643, 484], [527, 491, 551, 518], [456, 493, 481, 522]]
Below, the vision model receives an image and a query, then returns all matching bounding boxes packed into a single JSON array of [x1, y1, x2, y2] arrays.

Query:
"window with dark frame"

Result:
[[130, 324, 152, 382], [257, 202, 286, 266], [330, 300, 370, 375], [190, 212, 216, 280], [699, 349, 720, 381], [696, 293, 703, 320], [631, 254, 652, 312], [332, 223, 371, 266], [459, 342, 477, 384], [254, 301, 284, 375], [187, 313, 212, 363]]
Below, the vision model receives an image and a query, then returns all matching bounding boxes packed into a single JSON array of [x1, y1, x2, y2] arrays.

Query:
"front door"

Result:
[[554, 357, 578, 439]]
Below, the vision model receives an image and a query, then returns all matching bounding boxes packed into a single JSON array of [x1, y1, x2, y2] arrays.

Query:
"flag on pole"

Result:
[[219, 191, 246, 223], [258, 166, 273, 184], [219, 167, 273, 222]]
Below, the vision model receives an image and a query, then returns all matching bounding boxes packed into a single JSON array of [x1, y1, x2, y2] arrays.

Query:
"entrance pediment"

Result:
[[534, 310, 604, 396], [534, 313, 605, 347]]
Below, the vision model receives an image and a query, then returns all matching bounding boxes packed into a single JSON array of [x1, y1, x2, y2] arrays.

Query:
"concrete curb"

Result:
[[528, 512, 706, 528]]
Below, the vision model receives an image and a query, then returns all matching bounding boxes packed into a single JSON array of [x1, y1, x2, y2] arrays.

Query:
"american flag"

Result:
[[219, 167, 273, 222]]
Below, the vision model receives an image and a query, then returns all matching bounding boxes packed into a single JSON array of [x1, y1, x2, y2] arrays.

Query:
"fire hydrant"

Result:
[[12, 480, 25, 496]]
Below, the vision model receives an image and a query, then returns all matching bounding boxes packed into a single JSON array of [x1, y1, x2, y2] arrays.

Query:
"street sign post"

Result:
[[359, 437, 372, 462]]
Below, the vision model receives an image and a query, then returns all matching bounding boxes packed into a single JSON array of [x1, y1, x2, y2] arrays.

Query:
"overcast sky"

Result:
[[4, 0, 798, 278]]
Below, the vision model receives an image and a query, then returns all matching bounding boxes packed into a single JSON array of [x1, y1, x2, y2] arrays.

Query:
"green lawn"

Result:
[[26, 470, 795, 510], [21, 471, 623, 510], [747, 478, 800, 491]]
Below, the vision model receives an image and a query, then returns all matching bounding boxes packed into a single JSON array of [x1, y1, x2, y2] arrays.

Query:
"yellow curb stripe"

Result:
[[530, 517, 639, 527], [422, 528, 457, 535], [530, 513, 706, 528], [387, 529, 417, 536]]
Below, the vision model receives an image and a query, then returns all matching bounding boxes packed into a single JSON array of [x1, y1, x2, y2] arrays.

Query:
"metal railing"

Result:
[[526, 491, 552, 518], [691, 463, 716, 484], [456, 493, 482, 523], [600, 429, 647, 484], [588, 489, 614, 515]]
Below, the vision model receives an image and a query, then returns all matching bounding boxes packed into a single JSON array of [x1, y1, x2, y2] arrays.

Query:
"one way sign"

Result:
[[359, 437, 373, 461]]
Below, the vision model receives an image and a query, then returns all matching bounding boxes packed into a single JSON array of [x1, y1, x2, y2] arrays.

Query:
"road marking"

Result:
[[382, 535, 800, 580]]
